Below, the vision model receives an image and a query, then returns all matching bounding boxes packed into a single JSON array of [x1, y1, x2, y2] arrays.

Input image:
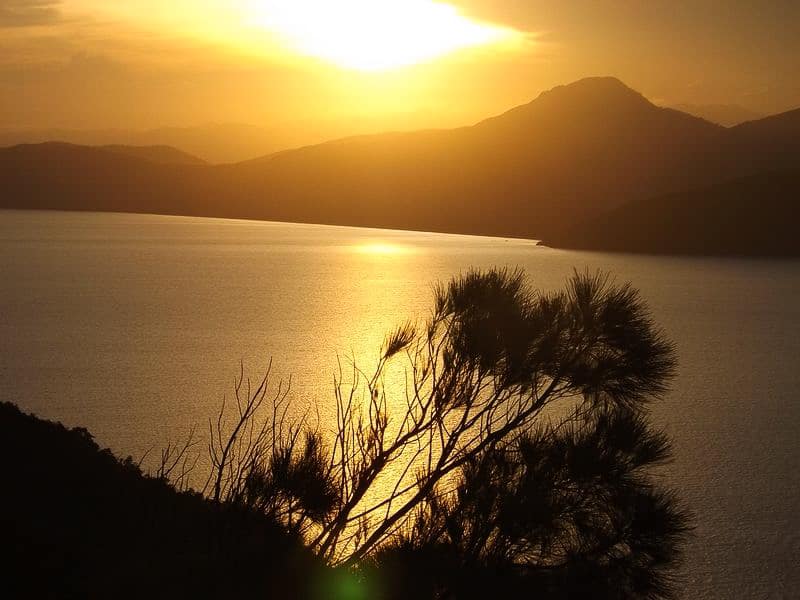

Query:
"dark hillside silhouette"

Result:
[[1, 77, 798, 254], [545, 171, 800, 256], [0, 401, 322, 599]]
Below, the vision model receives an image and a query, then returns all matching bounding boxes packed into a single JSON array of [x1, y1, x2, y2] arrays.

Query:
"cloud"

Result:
[[0, 0, 62, 27]]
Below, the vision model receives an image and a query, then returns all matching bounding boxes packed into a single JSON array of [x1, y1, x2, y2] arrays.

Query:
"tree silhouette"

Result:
[[206, 268, 690, 599]]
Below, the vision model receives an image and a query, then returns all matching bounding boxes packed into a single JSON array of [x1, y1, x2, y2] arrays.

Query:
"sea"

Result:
[[1, 209, 799, 598]]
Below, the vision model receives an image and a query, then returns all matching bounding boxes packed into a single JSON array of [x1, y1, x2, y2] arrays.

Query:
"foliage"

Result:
[[207, 268, 690, 598]]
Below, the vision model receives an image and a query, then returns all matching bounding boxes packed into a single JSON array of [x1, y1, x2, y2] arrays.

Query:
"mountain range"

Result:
[[1, 77, 798, 256]]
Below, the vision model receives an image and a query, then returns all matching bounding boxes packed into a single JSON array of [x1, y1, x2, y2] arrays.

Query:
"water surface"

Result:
[[2, 210, 799, 598]]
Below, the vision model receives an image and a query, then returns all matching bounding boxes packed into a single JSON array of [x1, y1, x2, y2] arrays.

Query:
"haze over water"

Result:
[[2, 209, 799, 598]]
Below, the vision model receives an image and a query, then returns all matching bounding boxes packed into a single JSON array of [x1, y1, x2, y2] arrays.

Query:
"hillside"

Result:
[[1, 77, 798, 252], [0, 401, 322, 598], [544, 171, 800, 257]]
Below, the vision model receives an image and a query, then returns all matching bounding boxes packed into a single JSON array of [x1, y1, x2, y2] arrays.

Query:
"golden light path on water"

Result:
[[353, 241, 412, 255], [322, 236, 570, 559]]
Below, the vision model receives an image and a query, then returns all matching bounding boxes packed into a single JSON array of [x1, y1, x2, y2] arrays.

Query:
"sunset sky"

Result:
[[1, 0, 798, 133]]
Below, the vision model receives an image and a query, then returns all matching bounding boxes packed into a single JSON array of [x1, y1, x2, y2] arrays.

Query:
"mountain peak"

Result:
[[534, 76, 650, 107], [478, 76, 659, 130]]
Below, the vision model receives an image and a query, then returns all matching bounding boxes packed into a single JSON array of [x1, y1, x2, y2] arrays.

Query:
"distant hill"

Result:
[[669, 103, 765, 127], [726, 108, 800, 149], [100, 144, 206, 165], [1, 77, 799, 255], [0, 142, 207, 217], [0, 142, 204, 167], [0, 119, 439, 164], [0, 124, 285, 164], [544, 171, 800, 257]]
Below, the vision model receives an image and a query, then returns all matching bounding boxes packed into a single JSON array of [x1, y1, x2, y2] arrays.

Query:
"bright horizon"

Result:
[[1, 1, 798, 135]]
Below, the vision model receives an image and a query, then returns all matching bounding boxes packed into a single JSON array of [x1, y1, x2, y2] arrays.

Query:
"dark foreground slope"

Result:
[[0, 402, 323, 599], [545, 171, 800, 257]]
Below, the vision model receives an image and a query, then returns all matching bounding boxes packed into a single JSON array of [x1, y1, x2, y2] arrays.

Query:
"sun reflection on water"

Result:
[[353, 241, 411, 255]]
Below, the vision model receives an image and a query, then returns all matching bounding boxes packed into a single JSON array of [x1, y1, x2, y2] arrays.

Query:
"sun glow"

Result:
[[245, 0, 520, 71]]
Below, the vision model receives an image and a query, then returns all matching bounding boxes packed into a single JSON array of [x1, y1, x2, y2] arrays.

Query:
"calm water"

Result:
[[2, 209, 799, 598]]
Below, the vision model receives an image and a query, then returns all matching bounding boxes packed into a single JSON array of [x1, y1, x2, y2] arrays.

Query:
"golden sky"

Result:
[[1, 0, 798, 135]]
